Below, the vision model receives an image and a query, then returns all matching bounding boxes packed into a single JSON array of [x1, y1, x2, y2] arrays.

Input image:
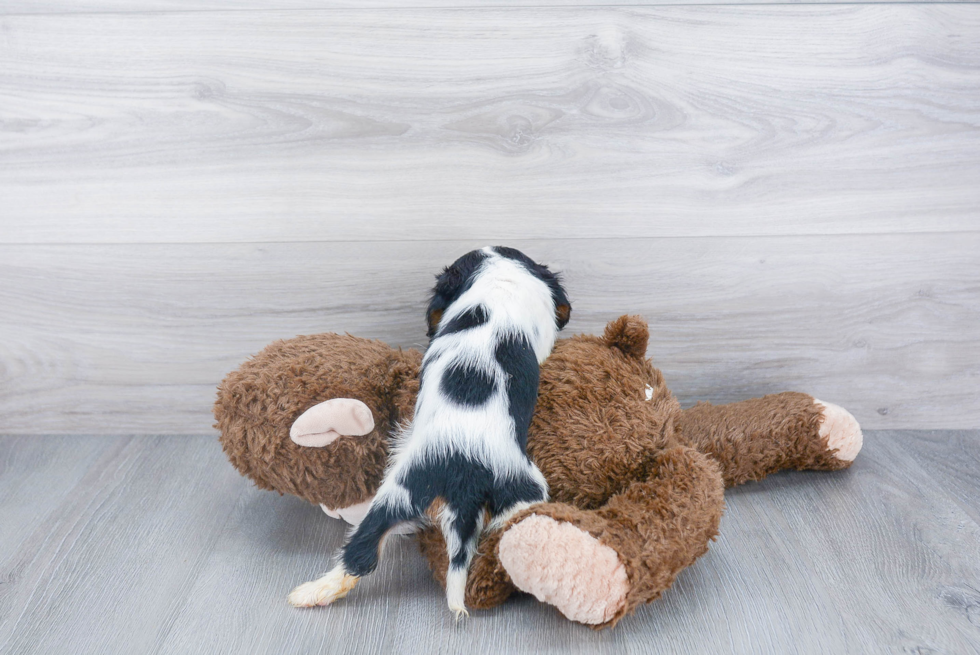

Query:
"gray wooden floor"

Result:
[[1, 432, 978, 654]]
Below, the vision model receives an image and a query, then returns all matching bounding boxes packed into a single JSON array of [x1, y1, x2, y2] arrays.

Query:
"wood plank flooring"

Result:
[[0, 432, 978, 654]]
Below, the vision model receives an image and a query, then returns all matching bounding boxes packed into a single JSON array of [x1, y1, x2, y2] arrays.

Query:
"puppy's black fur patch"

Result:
[[399, 452, 494, 566], [438, 304, 489, 337], [342, 502, 414, 576], [441, 362, 496, 407], [494, 334, 539, 451]]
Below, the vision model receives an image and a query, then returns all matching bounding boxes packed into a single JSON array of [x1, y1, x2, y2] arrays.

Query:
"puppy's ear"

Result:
[[426, 304, 444, 338], [555, 302, 571, 330], [528, 261, 571, 331], [426, 250, 489, 338], [546, 271, 571, 330], [426, 266, 458, 338]]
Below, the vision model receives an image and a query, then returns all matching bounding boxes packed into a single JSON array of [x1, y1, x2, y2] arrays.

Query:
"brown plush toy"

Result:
[[215, 316, 862, 628]]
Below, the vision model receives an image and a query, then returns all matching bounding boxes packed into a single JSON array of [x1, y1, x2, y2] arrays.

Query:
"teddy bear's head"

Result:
[[528, 315, 682, 508], [214, 333, 421, 509]]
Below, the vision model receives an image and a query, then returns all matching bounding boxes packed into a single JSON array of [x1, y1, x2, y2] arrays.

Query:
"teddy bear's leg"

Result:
[[496, 447, 725, 628], [677, 392, 863, 487]]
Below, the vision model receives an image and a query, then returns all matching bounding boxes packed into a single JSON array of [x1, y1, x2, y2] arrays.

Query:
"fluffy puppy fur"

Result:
[[288, 246, 571, 617]]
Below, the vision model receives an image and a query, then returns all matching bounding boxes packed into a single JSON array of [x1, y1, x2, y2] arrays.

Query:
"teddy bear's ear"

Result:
[[602, 315, 649, 360]]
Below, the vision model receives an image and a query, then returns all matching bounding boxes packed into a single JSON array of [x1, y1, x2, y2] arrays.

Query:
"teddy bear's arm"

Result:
[[677, 391, 863, 487]]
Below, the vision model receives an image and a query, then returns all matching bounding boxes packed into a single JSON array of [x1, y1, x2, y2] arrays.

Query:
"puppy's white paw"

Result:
[[287, 566, 359, 608], [287, 580, 328, 608]]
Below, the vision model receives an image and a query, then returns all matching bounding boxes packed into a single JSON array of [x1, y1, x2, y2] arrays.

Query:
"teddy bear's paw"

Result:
[[319, 498, 372, 525], [814, 399, 863, 462], [498, 514, 629, 625], [290, 398, 375, 448]]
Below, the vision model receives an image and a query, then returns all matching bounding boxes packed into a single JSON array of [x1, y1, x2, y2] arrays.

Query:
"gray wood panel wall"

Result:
[[1, 4, 978, 434]]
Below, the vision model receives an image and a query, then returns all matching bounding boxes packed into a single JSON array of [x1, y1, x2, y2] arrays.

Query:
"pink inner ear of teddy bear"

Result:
[[290, 398, 375, 448]]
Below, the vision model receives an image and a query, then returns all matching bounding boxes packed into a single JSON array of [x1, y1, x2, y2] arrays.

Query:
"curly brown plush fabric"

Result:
[[527, 316, 682, 510], [215, 315, 860, 628], [503, 446, 724, 628], [678, 393, 851, 487], [214, 334, 420, 509]]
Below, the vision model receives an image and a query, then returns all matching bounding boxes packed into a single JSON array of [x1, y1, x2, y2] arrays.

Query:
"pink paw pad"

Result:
[[498, 514, 629, 625], [290, 398, 375, 448], [814, 399, 863, 461]]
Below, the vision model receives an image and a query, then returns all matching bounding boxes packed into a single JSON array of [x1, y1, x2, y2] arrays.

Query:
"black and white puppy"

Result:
[[288, 246, 571, 617]]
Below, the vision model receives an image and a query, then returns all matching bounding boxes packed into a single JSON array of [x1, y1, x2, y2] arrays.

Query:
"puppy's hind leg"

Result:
[[289, 489, 416, 608], [439, 500, 486, 621], [486, 467, 549, 533], [288, 564, 360, 608]]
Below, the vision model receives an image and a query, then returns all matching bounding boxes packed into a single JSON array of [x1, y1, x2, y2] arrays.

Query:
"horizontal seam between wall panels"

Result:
[[1, 230, 979, 247]]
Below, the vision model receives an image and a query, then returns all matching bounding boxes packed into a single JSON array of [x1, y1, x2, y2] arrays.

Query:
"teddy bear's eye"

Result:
[[645, 385, 654, 401]]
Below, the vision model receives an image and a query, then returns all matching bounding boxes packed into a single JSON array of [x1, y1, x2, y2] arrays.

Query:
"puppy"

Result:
[[288, 246, 571, 618]]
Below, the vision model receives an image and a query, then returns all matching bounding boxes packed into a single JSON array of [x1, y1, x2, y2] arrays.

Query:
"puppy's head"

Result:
[[491, 246, 571, 331], [426, 247, 571, 337]]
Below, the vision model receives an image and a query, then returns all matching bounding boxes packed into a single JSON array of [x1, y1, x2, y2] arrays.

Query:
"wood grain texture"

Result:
[[0, 435, 247, 654], [1, 432, 978, 654], [4, 0, 977, 14], [709, 433, 980, 653], [1, 234, 978, 434], [0, 436, 115, 582], [2, 6, 979, 243], [897, 430, 980, 528]]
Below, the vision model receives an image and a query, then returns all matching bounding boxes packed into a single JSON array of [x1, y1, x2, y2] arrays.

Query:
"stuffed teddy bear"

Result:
[[214, 315, 862, 628]]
